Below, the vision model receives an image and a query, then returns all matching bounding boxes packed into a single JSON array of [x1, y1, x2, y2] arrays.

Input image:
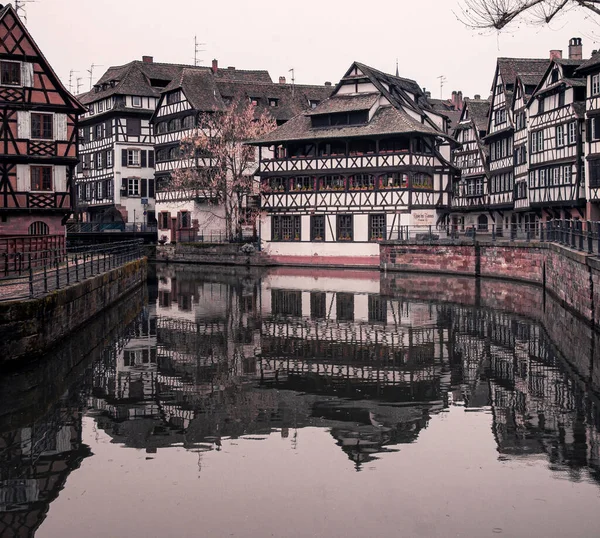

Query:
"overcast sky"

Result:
[[23, 0, 600, 99]]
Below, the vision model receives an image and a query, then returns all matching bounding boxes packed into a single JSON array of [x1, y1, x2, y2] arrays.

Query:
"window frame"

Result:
[[127, 177, 140, 197], [310, 215, 325, 241], [0, 60, 21, 86], [368, 213, 386, 241], [132, 95, 142, 108], [31, 113, 53, 140], [336, 214, 353, 242], [127, 149, 141, 167], [30, 165, 53, 192]]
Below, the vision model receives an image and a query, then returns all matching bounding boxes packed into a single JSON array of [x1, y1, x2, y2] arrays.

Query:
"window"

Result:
[[539, 168, 547, 187], [369, 214, 386, 241], [349, 174, 375, 190], [319, 175, 345, 191], [132, 95, 142, 107], [97, 152, 104, 168], [127, 178, 140, 196], [368, 295, 387, 324], [168, 118, 181, 132], [564, 165, 572, 184], [289, 176, 313, 191], [591, 160, 600, 187], [568, 122, 577, 145], [107, 150, 113, 167], [309, 99, 320, 109], [379, 172, 409, 189], [0, 61, 20, 86], [269, 99, 278, 107], [30, 166, 52, 191], [182, 115, 195, 129], [412, 173, 433, 189], [94, 123, 103, 139], [515, 111, 526, 131], [558, 92, 565, 107], [379, 137, 410, 153], [98, 101, 104, 113], [531, 130, 544, 153], [538, 97, 545, 114], [336, 293, 354, 322], [593, 74, 600, 96], [88, 103, 94, 115], [179, 211, 190, 228], [28, 221, 49, 235], [166, 91, 180, 105], [337, 214, 353, 241], [127, 149, 140, 166], [31, 113, 53, 139], [168, 147, 179, 161], [156, 122, 167, 134], [159, 212, 170, 229], [272, 290, 302, 317], [310, 292, 326, 319], [311, 215, 325, 241], [556, 124, 565, 148], [97, 181, 103, 199], [272, 215, 301, 241], [127, 118, 141, 136], [494, 108, 506, 125]]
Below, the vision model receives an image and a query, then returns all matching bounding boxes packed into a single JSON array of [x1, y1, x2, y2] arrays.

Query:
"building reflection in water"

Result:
[[4, 264, 600, 536]]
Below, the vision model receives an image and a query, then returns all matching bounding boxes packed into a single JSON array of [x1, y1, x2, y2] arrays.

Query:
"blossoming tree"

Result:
[[170, 100, 276, 241]]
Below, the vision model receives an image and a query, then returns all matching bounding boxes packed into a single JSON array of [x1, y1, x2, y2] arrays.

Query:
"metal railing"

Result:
[[388, 220, 600, 254], [66, 223, 157, 233], [0, 240, 144, 302], [171, 228, 258, 244]]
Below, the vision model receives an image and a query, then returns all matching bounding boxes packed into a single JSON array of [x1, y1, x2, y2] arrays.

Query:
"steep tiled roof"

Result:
[[251, 105, 441, 144], [466, 99, 490, 131], [575, 52, 600, 74], [497, 58, 549, 86], [168, 68, 225, 112]]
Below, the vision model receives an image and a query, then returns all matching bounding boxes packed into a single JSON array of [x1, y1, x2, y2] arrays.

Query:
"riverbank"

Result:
[[0, 258, 147, 364]]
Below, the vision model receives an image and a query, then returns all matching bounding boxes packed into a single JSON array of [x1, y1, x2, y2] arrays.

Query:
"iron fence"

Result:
[[388, 219, 600, 254], [0, 240, 144, 302], [66, 222, 157, 233], [173, 228, 258, 244]]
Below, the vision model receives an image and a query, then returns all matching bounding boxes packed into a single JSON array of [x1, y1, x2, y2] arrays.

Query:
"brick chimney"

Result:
[[324, 81, 332, 87], [569, 37, 583, 60], [212, 59, 218, 74], [451, 90, 464, 111], [142, 56, 153, 63], [279, 76, 286, 84], [549, 50, 562, 61], [474, 94, 481, 100]]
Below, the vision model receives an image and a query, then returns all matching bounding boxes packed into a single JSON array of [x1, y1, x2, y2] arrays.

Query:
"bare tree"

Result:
[[458, 0, 600, 29]]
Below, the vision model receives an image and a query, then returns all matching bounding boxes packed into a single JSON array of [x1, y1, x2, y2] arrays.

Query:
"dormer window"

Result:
[[98, 101, 103, 113], [88, 103, 94, 115], [551, 69, 559, 84], [223, 96, 232, 105], [309, 100, 320, 109], [0, 61, 20, 86], [311, 110, 368, 128], [166, 91, 180, 105], [538, 97, 545, 113], [132, 95, 142, 107], [250, 97, 259, 105], [269, 98, 278, 107]]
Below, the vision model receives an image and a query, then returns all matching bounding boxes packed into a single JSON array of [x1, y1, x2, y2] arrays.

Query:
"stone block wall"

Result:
[[154, 243, 267, 266], [380, 243, 477, 276], [479, 244, 546, 284], [0, 258, 147, 364]]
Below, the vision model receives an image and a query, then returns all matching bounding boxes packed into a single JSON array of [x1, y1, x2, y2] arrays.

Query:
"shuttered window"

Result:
[[30, 166, 52, 191], [31, 113, 53, 139]]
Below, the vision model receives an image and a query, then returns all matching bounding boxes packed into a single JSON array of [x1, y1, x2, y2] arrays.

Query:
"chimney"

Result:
[[142, 56, 153, 63], [549, 49, 562, 61], [324, 81, 332, 87], [279, 76, 286, 84], [474, 94, 481, 100], [212, 59, 218, 74], [425, 90, 431, 98], [569, 37, 583, 60], [227, 66, 235, 70], [457, 90, 463, 110]]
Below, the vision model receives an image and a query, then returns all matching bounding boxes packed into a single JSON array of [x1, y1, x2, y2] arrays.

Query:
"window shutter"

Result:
[[148, 150, 155, 168], [148, 178, 155, 198], [21, 62, 34, 87], [105, 120, 112, 137], [141, 178, 147, 197], [17, 111, 30, 139], [122, 149, 128, 166], [141, 150, 147, 168], [54, 114, 68, 140], [121, 177, 127, 194], [54, 166, 67, 192], [16, 165, 28, 191]]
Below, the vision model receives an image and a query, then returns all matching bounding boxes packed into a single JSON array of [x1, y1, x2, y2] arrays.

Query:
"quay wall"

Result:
[[0, 258, 147, 364], [154, 243, 268, 266], [381, 241, 600, 325]]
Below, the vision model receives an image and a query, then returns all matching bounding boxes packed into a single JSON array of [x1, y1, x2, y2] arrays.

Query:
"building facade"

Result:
[[0, 4, 83, 250], [251, 62, 455, 267]]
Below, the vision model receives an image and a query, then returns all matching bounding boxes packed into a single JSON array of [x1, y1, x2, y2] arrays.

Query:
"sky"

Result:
[[20, 0, 600, 99]]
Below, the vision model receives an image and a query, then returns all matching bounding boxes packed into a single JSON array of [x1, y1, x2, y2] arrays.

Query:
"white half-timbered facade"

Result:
[[251, 62, 456, 267], [525, 58, 586, 220], [450, 98, 490, 230], [152, 65, 331, 243]]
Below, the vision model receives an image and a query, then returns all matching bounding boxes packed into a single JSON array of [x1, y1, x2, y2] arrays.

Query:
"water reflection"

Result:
[[4, 265, 600, 536]]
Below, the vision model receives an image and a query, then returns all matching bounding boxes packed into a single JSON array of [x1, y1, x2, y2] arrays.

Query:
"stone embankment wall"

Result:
[[153, 243, 268, 266], [0, 258, 147, 364], [381, 241, 600, 324]]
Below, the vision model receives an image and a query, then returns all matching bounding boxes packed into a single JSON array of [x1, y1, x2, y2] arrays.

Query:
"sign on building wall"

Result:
[[411, 210, 436, 226]]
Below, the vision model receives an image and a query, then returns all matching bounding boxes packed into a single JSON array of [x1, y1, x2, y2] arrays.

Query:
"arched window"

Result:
[[168, 147, 179, 160], [156, 148, 168, 162], [168, 118, 181, 132], [412, 173, 433, 190], [379, 172, 409, 189], [156, 122, 167, 134], [182, 115, 195, 129], [477, 214, 489, 231], [29, 221, 49, 235]]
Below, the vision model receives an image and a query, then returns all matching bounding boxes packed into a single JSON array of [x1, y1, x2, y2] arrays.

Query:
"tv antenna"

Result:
[[14, 0, 35, 24], [194, 36, 206, 66], [437, 75, 447, 100], [87, 63, 103, 90], [68, 69, 79, 93], [76, 77, 83, 95], [288, 67, 295, 96]]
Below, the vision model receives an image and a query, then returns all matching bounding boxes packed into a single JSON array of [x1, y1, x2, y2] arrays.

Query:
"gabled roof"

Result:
[[0, 3, 84, 113], [466, 99, 490, 131], [167, 68, 224, 112], [528, 57, 586, 103], [575, 52, 600, 74], [497, 58, 549, 88]]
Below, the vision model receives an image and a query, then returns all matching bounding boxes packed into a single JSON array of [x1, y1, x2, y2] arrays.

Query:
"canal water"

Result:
[[2, 264, 600, 537]]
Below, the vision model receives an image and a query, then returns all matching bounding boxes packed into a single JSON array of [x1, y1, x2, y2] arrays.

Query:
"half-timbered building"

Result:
[[250, 62, 455, 267], [152, 65, 331, 243], [525, 52, 586, 221], [484, 57, 548, 232], [0, 3, 84, 250], [450, 98, 490, 230]]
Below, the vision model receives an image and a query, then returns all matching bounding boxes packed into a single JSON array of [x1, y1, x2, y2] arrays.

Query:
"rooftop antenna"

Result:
[[14, 0, 35, 24], [395, 58, 399, 78], [437, 75, 447, 100], [87, 63, 103, 91], [194, 36, 206, 66], [288, 67, 295, 96], [76, 77, 83, 95], [68, 69, 79, 94]]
